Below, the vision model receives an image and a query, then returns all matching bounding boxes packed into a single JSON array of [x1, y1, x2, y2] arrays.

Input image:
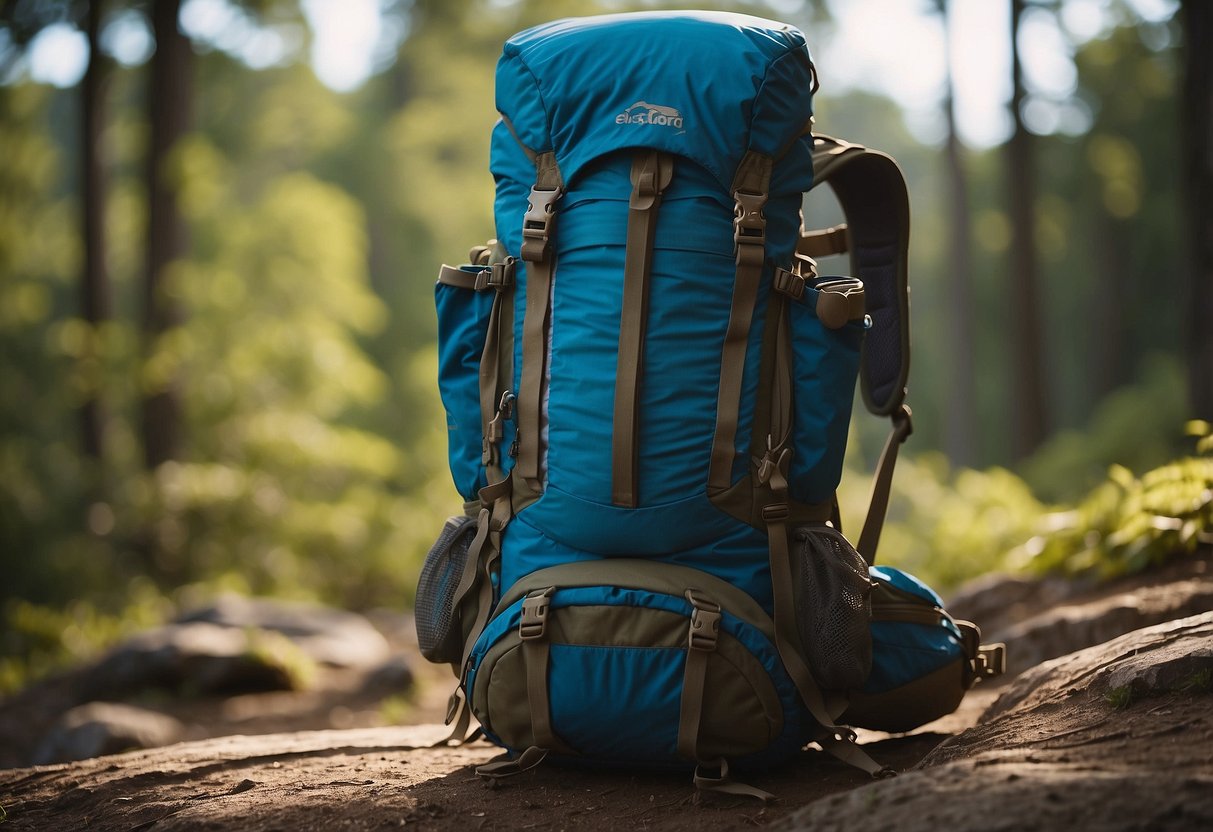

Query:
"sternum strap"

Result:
[[612, 150, 674, 508]]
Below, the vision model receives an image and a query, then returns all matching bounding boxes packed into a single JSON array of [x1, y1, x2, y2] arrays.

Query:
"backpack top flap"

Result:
[[495, 11, 817, 191]]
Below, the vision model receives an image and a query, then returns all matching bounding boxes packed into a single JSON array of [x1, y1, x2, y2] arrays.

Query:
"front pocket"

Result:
[[465, 561, 805, 767]]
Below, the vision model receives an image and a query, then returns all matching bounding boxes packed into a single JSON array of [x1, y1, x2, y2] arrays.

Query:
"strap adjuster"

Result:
[[976, 643, 1006, 679], [685, 590, 721, 652], [773, 266, 807, 301], [521, 187, 563, 262], [733, 191, 767, 267], [519, 587, 555, 641], [761, 503, 789, 524], [473, 258, 515, 293]]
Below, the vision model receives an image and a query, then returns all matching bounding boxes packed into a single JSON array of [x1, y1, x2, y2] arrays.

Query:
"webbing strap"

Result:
[[856, 404, 913, 564], [515, 152, 563, 487], [708, 151, 773, 492], [612, 151, 674, 507], [476, 745, 548, 781], [818, 734, 895, 779], [478, 260, 516, 481], [693, 759, 775, 802], [676, 591, 720, 763], [760, 469, 847, 733], [455, 478, 512, 675], [519, 587, 575, 756], [437, 264, 478, 289]]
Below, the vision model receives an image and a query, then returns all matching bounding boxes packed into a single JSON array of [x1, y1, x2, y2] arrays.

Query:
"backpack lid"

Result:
[[496, 11, 817, 191]]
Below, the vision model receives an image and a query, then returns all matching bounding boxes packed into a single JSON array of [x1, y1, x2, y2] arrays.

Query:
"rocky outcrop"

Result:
[[780, 613, 1213, 832]]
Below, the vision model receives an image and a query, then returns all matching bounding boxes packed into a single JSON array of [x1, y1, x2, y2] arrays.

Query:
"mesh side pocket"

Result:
[[415, 515, 478, 664], [791, 526, 873, 691]]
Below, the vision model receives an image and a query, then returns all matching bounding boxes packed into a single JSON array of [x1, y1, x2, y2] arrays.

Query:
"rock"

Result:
[[32, 702, 185, 765], [360, 654, 416, 698], [982, 611, 1213, 721], [779, 612, 1213, 832], [993, 577, 1213, 675], [177, 593, 391, 668], [945, 572, 1079, 637], [82, 621, 302, 699]]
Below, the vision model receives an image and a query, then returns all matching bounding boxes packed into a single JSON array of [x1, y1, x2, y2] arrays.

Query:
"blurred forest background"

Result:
[[1, 0, 1211, 694]]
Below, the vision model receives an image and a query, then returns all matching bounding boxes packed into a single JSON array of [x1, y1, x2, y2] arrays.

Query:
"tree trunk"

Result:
[[1006, 0, 1048, 458], [141, 0, 190, 469], [940, 0, 977, 467], [1181, 0, 1213, 421], [81, 0, 109, 461]]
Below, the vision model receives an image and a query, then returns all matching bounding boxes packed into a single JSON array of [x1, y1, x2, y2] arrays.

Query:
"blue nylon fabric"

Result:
[[466, 584, 807, 765], [500, 510, 775, 612], [864, 567, 964, 693], [549, 644, 683, 759], [435, 272, 494, 500], [870, 566, 946, 606], [786, 285, 863, 504], [497, 11, 815, 191]]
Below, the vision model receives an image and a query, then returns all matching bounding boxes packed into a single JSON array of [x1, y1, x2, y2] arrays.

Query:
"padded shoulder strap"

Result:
[[805, 135, 910, 417]]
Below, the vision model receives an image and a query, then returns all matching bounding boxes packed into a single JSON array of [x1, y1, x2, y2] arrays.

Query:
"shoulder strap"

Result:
[[802, 135, 912, 563], [803, 135, 910, 418]]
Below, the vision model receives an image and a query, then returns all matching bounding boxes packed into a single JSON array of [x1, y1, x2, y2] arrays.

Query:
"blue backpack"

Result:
[[416, 10, 1004, 796]]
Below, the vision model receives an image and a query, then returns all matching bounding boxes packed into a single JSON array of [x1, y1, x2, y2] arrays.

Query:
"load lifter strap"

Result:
[[613, 151, 674, 507]]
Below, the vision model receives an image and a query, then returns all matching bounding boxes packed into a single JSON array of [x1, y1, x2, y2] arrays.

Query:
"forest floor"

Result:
[[1, 553, 1210, 831]]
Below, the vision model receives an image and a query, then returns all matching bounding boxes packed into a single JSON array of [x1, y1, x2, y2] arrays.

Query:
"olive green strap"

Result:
[[708, 151, 773, 492], [676, 590, 721, 763], [477, 259, 516, 482], [818, 733, 895, 779], [515, 153, 563, 488], [436, 264, 478, 289], [856, 404, 913, 564], [519, 587, 576, 756], [475, 745, 549, 780], [612, 151, 674, 507], [455, 478, 513, 676]]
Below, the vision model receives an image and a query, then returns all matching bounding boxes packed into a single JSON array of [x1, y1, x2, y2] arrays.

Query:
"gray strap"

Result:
[[515, 153, 563, 487], [708, 151, 773, 492], [856, 404, 913, 564], [612, 151, 674, 507]]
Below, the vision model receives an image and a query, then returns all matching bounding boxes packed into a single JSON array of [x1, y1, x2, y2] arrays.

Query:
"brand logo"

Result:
[[615, 101, 685, 130]]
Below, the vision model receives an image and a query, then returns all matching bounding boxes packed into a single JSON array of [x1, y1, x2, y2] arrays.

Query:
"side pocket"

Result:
[[841, 566, 970, 732], [435, 268, 495, 501], [790, 525, 872, 691], [786, 280, 864, 504], [415, 515, 480, 665]]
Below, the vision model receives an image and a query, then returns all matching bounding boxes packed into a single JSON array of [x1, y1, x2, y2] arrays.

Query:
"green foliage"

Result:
[[1106, 685, 1136, 710], [838, 450, 1045, 593], [1011, 423, 1213, 579]]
